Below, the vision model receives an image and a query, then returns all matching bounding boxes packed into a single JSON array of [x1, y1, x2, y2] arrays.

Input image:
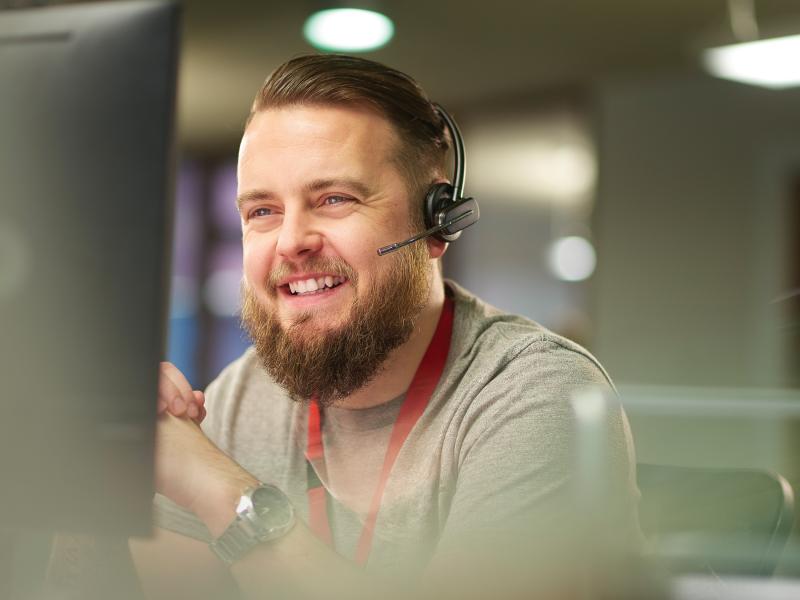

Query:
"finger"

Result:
[[160, 362, 195, 406], [186, 402, 199, 419], [171, 395, 187, 415], [158, 372, 186, 416], [191, 391, 206, 423], [159, 362, 196, 415]]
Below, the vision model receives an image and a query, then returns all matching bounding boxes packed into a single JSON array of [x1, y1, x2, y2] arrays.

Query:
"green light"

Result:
[[303, 8, 394, 53]]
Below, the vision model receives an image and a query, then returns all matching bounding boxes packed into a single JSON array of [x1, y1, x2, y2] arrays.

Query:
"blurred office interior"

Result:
[[5, 0, 800, 595], [154, 0, 800, 392]]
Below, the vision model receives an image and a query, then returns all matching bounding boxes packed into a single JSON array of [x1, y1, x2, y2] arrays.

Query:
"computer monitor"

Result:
[[0, 0, 179, 536]]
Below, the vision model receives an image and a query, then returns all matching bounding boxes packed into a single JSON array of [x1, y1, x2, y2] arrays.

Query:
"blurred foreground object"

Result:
[[0, 0, 178, 535]]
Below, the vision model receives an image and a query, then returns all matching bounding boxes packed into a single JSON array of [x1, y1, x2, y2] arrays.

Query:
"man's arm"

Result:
[[150, 412, 375, 600], [128, 528, 239, 600]]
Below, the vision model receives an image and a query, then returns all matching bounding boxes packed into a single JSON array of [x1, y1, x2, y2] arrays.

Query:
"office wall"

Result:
[[592, 74, 800, 388]]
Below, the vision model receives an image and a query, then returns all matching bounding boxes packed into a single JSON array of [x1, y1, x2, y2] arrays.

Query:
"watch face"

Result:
[[251, 485, 293, 529], [212, 485, 295, 564]]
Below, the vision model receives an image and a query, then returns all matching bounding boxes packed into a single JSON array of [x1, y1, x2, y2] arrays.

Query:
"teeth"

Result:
[[287, 276, 346, 295]]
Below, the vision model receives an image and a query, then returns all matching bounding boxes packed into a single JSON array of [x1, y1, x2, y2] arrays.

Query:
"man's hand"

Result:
[[154, 362, 258, 536], [158, 361, 206, 423], [154, 410, 258, 534]]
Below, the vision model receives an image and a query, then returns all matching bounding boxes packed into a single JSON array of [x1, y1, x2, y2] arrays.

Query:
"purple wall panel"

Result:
[[210, 161, 241, 236]]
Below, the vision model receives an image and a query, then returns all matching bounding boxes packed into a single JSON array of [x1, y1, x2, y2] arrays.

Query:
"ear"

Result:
[[427, 236, 448, 259]]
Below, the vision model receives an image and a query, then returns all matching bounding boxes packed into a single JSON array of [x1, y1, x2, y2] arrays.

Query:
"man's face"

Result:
[[237, 104, 433, 403]]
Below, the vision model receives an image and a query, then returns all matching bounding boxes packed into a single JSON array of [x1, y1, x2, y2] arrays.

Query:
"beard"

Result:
[[240, 243, 431, 407]]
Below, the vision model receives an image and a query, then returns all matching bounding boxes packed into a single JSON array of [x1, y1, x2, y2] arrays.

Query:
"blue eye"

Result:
[[249, 207, 273, 218], [324, 195, 352, 206]]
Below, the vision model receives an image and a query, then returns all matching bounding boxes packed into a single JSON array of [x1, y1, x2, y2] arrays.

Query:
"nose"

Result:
[[275, 208, 323, 260]]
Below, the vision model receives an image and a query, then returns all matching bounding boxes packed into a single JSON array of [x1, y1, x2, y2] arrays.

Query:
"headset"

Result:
[[377, 103, 480, 256]]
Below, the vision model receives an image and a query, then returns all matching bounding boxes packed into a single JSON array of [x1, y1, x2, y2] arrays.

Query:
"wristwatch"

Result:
[[210, 483, 296, 565]]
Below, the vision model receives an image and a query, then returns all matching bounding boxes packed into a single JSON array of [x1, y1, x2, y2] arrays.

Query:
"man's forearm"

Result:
[[230, 520, 374, 600], [194, 459, 372, 600], [154, 412, 376, 599]]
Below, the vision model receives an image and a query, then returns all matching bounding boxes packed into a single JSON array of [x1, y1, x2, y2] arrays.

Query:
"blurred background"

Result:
[[4, 0, 800, 591], [139, 0, 800, 392]]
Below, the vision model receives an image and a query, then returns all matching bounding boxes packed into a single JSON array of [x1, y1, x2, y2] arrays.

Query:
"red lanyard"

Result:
[[305, 296, 454, 565]]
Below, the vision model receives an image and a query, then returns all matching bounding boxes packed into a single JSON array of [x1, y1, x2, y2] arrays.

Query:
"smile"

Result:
[[287, 276, 346, 296]]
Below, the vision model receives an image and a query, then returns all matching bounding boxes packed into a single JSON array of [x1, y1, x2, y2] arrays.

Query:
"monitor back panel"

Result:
[[0, 0, 179, 535]]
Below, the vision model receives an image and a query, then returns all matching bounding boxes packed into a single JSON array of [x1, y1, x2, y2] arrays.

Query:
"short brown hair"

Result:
[[247, 54, 449, 219]]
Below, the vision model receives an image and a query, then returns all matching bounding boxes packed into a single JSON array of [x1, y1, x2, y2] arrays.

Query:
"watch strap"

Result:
[[210, 519, 259, 565]]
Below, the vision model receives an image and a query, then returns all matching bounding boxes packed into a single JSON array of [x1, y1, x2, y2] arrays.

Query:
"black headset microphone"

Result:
[[376, 104, 480, 256]]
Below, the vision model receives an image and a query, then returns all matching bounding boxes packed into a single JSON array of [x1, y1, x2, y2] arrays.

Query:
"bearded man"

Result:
[[51, 55, 642, 599]]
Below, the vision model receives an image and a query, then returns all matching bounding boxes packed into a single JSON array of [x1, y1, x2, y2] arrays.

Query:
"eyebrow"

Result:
[[306, 178, 374, 198], [236, 178, 375, 211], [236, 190, 273, 211]]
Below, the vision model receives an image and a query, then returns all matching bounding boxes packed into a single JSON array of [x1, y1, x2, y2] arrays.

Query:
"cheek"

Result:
[[242, 236, 274, 283], [323, 224, 366, 256], [379, 211, 417, 247]]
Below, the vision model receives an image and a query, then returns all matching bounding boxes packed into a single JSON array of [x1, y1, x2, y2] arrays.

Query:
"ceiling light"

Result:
[[547, 236, 596, 282], [702, 34, 800, 89], [303, 8, 394, 53]]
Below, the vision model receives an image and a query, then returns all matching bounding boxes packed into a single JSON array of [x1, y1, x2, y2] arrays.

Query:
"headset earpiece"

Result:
[[424, 182, 479, 243], [424, 182, 453, 229], [426, 105, 480, 244]]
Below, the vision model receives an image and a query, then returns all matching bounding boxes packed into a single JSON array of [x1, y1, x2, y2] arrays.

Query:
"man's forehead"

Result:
[[241, 104, 398, 147], [237, 104, 403, 191]]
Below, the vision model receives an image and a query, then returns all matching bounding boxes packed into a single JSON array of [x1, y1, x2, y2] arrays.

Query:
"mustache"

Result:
[[266, 257, 359, 289]]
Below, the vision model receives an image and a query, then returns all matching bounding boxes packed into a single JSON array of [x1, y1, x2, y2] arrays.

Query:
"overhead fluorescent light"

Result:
[[702, 34, 800, 89], [303, 8, 394, 53]]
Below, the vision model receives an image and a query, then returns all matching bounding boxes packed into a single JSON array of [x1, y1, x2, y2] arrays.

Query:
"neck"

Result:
[[338, 277, 446, 410]]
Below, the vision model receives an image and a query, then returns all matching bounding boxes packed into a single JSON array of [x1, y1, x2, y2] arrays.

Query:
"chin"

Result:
[[284, 311, 348, 335]]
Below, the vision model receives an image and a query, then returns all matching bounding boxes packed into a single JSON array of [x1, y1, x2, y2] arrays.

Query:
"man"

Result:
[[55, 55, 641, 599]]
